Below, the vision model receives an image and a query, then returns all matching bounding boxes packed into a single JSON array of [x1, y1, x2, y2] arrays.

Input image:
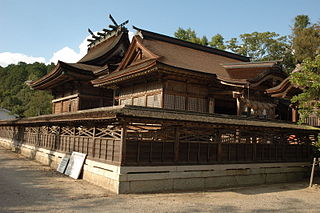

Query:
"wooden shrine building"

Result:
[[267, 65, 320, 127], [31, 23, 289, 121], [0, 16, 319, 193], [31, 25, 130, 113]]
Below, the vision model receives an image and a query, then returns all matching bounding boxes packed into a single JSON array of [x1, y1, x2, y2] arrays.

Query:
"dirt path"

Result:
[[1, 146, 320, 213]]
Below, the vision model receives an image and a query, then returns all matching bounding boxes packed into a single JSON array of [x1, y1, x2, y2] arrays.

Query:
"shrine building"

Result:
[[0, 16, 319, 193]]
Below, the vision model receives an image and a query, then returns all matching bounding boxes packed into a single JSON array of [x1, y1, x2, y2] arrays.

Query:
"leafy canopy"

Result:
[[226, 32, 289, 62], [0, 62, 54, 117], [174, 27, 209, 46], [174, 28, 290, 62], [290, 55, 320, 122], [291, 16, 320, 63]]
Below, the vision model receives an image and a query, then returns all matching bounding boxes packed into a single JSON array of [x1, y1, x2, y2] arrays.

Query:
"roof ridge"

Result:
[[133, 26, 250, 62]]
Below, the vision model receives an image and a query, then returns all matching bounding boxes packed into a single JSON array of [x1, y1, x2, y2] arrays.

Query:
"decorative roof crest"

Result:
[[87, 14, 129, 49]]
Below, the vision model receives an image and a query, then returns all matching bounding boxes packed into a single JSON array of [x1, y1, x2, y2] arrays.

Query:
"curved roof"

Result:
[[266, 65, 302, 98], [92, 27, 287, 88], [30, 61, 97, 90], [31, 29, 130, 90], [78, 31, 130, 66]]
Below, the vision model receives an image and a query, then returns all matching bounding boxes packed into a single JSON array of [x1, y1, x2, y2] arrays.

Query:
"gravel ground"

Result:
[[1, 146, 320, 213]]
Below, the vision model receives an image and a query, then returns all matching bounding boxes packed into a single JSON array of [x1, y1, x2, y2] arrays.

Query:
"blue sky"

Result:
[[0, 0, 319, 67]]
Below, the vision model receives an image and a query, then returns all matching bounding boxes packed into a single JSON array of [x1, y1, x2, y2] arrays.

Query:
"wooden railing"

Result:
[[0, 124, 122, 165], [123, 122, 317, 165], [0, 109, 318, 166]]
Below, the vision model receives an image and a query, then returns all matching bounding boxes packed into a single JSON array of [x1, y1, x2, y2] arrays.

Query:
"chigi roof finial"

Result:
[[87, 14, 129, 49]]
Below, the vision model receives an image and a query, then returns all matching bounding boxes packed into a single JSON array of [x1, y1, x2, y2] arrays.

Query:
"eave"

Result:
[[266, 77, 302, 99], [31, 61, 96, 90], [0, 105, 319, 132]]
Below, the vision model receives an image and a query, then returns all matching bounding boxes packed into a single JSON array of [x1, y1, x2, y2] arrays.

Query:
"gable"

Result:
[[117, 36, 159, 71]]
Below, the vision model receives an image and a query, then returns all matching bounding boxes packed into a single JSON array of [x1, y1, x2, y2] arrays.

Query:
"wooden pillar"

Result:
[[174, 126, 180, 162], [216, 130, 222, 162], [252, 136, 257, 161], [236, 98, 241, 116], [54, 126, 61, 151], [120, 122, 128, 166], [113, 89, 116, 106], [292, 108, 297, 123], [92, 127, 96, 158], [72, 127, 76, 152], [209, 98, 215, 114], [52, 103, 55, 114]]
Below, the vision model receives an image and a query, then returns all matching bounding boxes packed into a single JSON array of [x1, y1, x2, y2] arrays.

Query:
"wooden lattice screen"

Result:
[[124, 121, 317, 166], [0, 119, 318, 166], [0, 124, 122, 165]]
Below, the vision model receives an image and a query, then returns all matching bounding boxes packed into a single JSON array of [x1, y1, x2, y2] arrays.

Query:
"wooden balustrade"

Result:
[[0, 106, 318, 166]]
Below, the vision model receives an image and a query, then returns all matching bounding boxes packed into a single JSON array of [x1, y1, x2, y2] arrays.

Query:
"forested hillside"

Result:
[[0, 62, 54, 118]]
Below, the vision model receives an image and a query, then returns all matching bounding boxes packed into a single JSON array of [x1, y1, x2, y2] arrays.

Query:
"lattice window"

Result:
[[187, 97, 198, 112], [147, 94, 161, 108], [175, 95, 185, 110], [198, 98, 207, 113], [164, 94, 175, 109], [154, 94, 161, 108]]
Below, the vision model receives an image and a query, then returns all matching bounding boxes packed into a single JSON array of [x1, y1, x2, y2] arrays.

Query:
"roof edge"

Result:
[[133, 26, 250, 62]]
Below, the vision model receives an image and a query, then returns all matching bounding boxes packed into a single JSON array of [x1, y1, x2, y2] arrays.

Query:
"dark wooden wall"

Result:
[[123, 121, 317, 166], [0, 118, 317, 166]]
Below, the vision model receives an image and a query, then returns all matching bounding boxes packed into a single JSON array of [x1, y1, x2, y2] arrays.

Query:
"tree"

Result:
[[226, 32, 290, 61], [290, 55, 320, 122], [174, 27, 198, 42], [291, 15, 320, 63], [0, 62, 53, 117], [174, 28, 290, 62], [293, 15, 311, 30], [209, 34, 226, 50], [174, 27, 209, 46]]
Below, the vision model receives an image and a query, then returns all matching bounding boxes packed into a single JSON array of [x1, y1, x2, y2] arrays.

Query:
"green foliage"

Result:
[[312, 135, 320, 156], [174, 27, 212, 46], [0, 62, 53, 117], [292, 23, 320, 63], [209, 34, 226, 50], [226, 32, 290, 61], [174, 28, 290, 62], [293, 15, 310, 30], [290, 55, 320, 122]]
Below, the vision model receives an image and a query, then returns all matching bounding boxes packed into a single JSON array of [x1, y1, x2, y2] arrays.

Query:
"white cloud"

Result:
[[49, 35, 90, 64], [49, 46, 82, 64], [129, 31, 135, 42], [49, 30, 136, 63], [0, 52, 45, 67], [0, 30, 136, 67]]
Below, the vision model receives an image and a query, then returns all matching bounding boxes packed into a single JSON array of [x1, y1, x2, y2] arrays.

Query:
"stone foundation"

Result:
[[0, 138, 310, 194]]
